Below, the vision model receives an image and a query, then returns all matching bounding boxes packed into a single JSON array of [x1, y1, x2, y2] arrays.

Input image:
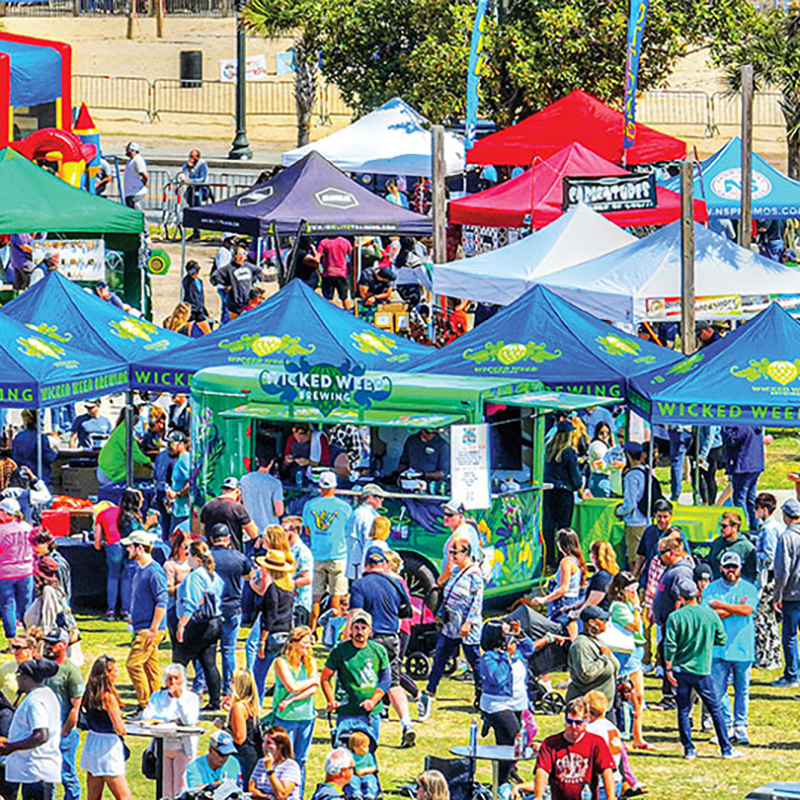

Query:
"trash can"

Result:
[[179, 50, 203, 88]]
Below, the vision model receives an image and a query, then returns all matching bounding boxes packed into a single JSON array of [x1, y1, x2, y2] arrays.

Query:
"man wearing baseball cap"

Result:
[[69, 400, 112, 451], [707, 511, 757, 583], [345, 484, 386, 582], [350, 546, 416, 748], [438, 500, 481, 586], [302, 471, 353, 633], [123, 141, 148, 210], [164, 430, 191, 533], [321, 609, 391, 742], [771, 498, 800, 687], [703, 550, 758, 745], [122, 529, 168, 719], [199, 476, 258, 551], [566, 606, 618, 706], [186, 730, 242, 788]]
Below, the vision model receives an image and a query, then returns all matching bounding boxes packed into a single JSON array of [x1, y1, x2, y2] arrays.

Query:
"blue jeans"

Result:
[[0, 574, 33, 638], [245, 614, 261, 671], [105, 543, 124, 614], [120, 557, 135, 615], [281, 718, 315, 796], [732, 471, 761, 532], [781, 599, 800, 681], [668, 429, 693, 501], [710, 658, 751, 731], [425, 634, 482, 696], [254, 651, 278, 704], [217, 287, 230, 324], [60, 728, 81, 800], [674, 670, 732, 755], [220, 612, 241, 696]]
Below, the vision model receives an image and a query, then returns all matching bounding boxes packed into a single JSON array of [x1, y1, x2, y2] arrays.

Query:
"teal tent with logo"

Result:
[[130, 278, 432, 392], [0, 271, 185, 382], [0, 312, 127, 408], [660, 137, 800, 219], [629, 302, 800, 425], [408, 284, 681, 398]]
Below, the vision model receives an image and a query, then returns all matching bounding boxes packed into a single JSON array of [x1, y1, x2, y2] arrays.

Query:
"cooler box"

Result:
[[746, 784, 800, 800], [41, 509, 71, 538]]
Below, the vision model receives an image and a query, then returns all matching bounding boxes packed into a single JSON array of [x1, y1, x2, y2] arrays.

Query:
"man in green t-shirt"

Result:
[[664, 582, 742, 761], [707, 511, 757, 582], [43, 629, 84, 800], [321, 610, 391, 742]]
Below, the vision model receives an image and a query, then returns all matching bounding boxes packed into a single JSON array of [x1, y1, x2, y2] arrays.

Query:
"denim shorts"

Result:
[[619, 645, 645, 677]]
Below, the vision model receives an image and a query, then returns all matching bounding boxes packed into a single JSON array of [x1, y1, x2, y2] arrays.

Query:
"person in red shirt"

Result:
[[318, 236, 353, 309], [512, 697, 616, 800]]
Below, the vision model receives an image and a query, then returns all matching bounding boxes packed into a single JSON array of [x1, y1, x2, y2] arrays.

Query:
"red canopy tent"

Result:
[[467, 89, 686, 167], [449, 142, 707, 228]]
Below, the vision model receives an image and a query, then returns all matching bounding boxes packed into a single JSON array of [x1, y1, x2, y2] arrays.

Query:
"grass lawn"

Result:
[[73, 611, 794, 800]]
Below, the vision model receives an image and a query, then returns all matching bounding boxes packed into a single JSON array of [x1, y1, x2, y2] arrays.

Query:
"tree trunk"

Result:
[[293, 43, 317, 148]]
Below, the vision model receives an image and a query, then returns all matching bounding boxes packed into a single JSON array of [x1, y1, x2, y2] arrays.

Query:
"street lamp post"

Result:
[[228, 3, 252, 160]]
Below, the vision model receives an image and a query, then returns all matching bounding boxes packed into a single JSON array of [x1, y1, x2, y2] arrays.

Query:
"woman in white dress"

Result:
[[80, 655, 132, 800]]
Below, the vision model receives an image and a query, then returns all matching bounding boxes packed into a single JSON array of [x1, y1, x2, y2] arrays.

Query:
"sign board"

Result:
[[562, 173, 657, 213], [645, 293, 800, 320], [450, 423, 491, 510], [32, 239, 105, 282], [219, 54, 269, 83]]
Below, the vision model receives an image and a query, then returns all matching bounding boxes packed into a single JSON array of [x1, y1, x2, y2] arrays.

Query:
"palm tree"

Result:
[[242, 0, 318, 147]]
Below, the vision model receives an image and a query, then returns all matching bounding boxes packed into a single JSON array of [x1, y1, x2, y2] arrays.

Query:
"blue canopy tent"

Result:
[[661, 137, 800, 219], [130, 279, 432, 392], [1, 271, 186, 380], [629, 302, 800, 426], [408, 284, 682, 399]]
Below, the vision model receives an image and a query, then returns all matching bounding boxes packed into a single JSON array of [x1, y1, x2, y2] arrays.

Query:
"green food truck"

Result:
[[189, 361, 610, 605]]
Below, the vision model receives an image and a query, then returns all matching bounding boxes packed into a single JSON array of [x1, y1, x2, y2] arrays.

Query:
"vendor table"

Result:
[[450, 744, 535, 800], [125, 721, 204, 800]]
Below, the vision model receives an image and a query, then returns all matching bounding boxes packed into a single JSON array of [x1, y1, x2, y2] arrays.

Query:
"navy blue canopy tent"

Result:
[[408, 284, 681, 399], [661, 137, 800, 219], [1, 271, 185, 386], [629, 302, 800, 426], [183, 151, 433, 237], [131, 279, 432, 392]]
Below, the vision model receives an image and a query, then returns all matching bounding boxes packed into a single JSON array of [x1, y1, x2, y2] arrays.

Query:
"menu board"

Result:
[[450, 423, 491, 510]]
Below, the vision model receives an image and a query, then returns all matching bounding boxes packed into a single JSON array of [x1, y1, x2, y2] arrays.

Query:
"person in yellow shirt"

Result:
[[0, 634, 37, 705]]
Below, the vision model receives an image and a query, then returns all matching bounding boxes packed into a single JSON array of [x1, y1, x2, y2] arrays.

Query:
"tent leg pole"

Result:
[[693, 428, 700, 507], [125, 392, 134, 488], [646, 436, 654, 519], [180, 227, 187, 297], [36, 410, 43, 480], [256, 236, 262, 278], [354, 241, 362, 318]]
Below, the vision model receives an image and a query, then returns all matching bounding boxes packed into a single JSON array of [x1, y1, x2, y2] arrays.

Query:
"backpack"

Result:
[[633, 465, 663, 518]]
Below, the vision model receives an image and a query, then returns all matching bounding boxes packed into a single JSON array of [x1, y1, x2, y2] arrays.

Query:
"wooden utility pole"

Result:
[[432, 125, 447, 264], [156, 0, 164, 38], [126, 0, 135, 40], [739, 64, 754, 249], [680, 160, 696, 355]]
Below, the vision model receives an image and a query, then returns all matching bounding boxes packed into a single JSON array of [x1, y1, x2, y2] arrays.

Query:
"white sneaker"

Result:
[[722, 748, 744, 759]]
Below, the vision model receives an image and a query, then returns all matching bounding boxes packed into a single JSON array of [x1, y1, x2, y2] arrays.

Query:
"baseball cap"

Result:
[[351, 609, 372, 627], [166, 430, 187, 445], [441, 500, 465, 517], [221, 476, 240, 491], [695, 320, 713, 332], [126, 141, 141, 153], [782, 498, 800, 519], [120, 530, 158, 547], [187, 262, 200, 275], [580, 606, 610, 623], [209, 730, 237, 756], [677, 579, 699, 600], [85, 399, 101, 409], [720, 551, 742, 568], [0, 497, 21, 517], [624, 441, 644, 457], [364, 545, 388, 566], [556, 419, 574, 434], [361, 483, 387, 499], [43, 628, 70, 645], [693, 562, 713, 582], [318, 471, 337, 489], [377, 267, 396, 282], [208, 523, 232, 541]]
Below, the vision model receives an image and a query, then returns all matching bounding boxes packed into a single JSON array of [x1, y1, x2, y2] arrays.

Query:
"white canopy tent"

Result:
[[433, 204, 636, 305], [282, 97, 465, 177], [542, 220, 800, 324]]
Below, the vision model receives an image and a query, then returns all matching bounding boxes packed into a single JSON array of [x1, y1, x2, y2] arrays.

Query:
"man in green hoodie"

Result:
[[665, 581, 743, 760]]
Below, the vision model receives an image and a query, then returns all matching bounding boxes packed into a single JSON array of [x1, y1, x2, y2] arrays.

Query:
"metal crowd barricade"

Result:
[[72, 74, 153, 120]]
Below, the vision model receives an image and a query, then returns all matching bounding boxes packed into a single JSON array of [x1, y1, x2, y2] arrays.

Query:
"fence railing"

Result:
[[0, 0, 230, 16], [72, 74, 351, 123]]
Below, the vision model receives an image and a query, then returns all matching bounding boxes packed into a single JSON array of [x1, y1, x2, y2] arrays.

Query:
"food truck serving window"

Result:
[[220, 402, 465, 429]]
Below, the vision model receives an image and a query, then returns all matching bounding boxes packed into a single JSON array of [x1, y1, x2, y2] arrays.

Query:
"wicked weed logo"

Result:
[[462, 340, 562, 370], [731, 358, 800, 392], [259, 358, 392, 416]]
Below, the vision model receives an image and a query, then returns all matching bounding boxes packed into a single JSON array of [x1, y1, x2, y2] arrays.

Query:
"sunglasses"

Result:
[[565, 717, 588, 726], [10, 644, 29, 652], [721, 564, 740, 570], [448, 548, 468, 555]]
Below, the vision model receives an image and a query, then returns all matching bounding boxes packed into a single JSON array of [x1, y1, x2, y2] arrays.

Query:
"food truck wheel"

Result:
[[406, 652, 431, 680], [401, 554, 441, 612]]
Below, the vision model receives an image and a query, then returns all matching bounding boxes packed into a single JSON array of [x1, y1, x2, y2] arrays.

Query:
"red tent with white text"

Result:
[[466, 89, 686, 167], [449, 143, 707, 229]]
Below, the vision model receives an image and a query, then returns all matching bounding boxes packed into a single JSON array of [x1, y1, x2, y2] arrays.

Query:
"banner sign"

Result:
[[464, 0, 489, 152], [645, 293, 800, 320], [451, 423, 491, 510], [623, 0, 650, 150], [219, 54, 269, 83], [562, 174, 657, 212], [32, 239, 105, 282]]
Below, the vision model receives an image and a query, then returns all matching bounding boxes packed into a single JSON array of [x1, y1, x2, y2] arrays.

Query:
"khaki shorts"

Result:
[[313, 559, 348, 597]]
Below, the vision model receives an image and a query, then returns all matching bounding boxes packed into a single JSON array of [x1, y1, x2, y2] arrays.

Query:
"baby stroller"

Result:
[[501, 604, 569, 715], [404, 597, 459, 681], [328, 714, 382, 800]]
